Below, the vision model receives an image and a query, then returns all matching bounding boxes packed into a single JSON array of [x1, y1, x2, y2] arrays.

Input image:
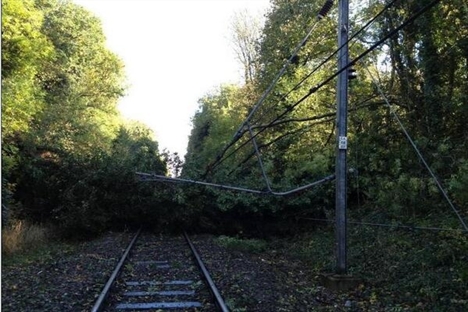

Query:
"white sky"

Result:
[[72, 0, 271, 158]]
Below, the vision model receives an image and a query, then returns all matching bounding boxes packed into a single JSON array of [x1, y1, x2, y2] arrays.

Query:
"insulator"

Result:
[[317, 0, 334, 19], [290, 54, 300, 65], [309, 84, 319, 93], [348, 68, 358, 80]]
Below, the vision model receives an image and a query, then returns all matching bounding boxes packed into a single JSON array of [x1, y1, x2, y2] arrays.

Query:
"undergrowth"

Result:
[[2, 221, 49, 255], [2, 221, 75, 266], [215, 235, 268, 254], [276, 223, 468, 311]]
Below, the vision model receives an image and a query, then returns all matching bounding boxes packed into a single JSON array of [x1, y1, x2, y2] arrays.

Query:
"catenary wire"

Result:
[[136, 172, 335, 196], [207, 0, 441, 175], [302, 217, 468, 233], [237, 0, 335, 134], [244, 96, 379, 134], [226, 98, 382, 177], [232, 0, 399, 138], [205, 0, 336, 177], [206, 0, 401, 175], [191, 0, 444, 198], [141, 1, 444, 201], [247, 123, 273, 192], [266, 0, 401, 116]]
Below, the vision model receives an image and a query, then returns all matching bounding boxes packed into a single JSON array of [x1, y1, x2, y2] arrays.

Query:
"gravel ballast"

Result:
[[2, 231, 344, 311], [2, 232, 133, 311]]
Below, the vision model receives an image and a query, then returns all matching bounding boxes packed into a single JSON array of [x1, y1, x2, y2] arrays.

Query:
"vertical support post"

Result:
[[335, 0, 349, 275]]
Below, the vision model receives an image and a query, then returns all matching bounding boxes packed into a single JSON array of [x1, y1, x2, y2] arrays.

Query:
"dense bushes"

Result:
[[2, 0, 468, 239], [1, 0, 176, 238], [181, 0, 468, 235]]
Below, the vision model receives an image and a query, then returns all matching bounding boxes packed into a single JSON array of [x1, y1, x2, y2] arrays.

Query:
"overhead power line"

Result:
[[206, 0, 401, 174], [204, 0, 337, 178], [207, 0, 441, 174], [136, 172, 335, 197], [302, 217, 468, 233], [262, 0, 401, 121], [225, 97, 382, 180]]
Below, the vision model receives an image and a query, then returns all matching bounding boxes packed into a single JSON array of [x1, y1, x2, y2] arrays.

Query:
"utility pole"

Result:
[[335, 0, 349, 275]]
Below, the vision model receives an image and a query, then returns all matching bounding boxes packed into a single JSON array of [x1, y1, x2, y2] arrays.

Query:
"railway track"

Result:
[[91, 230, 229, 312]]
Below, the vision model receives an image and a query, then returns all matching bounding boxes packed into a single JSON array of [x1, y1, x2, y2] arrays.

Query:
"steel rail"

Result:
[[183, 232, 230, 312], [91, 229, 141, 312]]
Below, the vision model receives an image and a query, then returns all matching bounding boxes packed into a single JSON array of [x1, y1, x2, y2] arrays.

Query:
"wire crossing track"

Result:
[[92, 231, 227, 311]]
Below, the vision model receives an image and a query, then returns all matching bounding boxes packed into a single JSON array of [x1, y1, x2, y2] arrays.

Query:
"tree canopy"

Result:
[[2, 0, 467, 237], [182, 0, 468, 233], [2, 0, 170, 236]]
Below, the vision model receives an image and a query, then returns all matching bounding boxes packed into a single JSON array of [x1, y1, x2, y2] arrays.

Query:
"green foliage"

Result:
[[1, 0, 176, 239], [181, 0, 468, 235], [215, 235, 268, 254], [31, 0, 125, 155], [185, 84, 247, 176], [13, 122, 171, 238], [449, 160, 468, 210], [3, 0, 468, 241], [1, 0, 54, 180], [278, 223, 468, 310]]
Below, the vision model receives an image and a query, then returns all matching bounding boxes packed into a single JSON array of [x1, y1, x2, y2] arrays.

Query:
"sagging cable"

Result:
[[205, 0, 336, 177], [136, 172, 335, 197], [247, 123, 273, 193], [137, 172, 265, 195], [365, 67, 468, 232], [224, 0, 442, 164]]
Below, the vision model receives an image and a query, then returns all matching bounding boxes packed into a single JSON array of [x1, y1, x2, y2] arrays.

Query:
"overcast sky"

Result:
[[72, 0, 271, 157]]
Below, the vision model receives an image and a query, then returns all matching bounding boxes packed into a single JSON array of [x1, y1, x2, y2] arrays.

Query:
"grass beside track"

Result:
[[2, 226, 467, 311]]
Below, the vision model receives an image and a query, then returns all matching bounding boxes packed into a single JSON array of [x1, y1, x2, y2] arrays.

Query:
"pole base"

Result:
[[319, 273, 362, 292]]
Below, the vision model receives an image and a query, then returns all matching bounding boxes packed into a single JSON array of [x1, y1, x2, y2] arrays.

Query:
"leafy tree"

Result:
[[1, 0, 54, 197], [350, 0, 468, 223], [29, 0, 125, 156], [183, 0, 468, 233], [2, 0, 177, 237], [184, 84, 248, 179], [1, 0, 53, 136], [230, 9, 263, 84]]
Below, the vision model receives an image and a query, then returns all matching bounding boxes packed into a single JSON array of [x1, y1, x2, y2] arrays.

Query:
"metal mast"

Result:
[[335, 0, 349, 275]]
